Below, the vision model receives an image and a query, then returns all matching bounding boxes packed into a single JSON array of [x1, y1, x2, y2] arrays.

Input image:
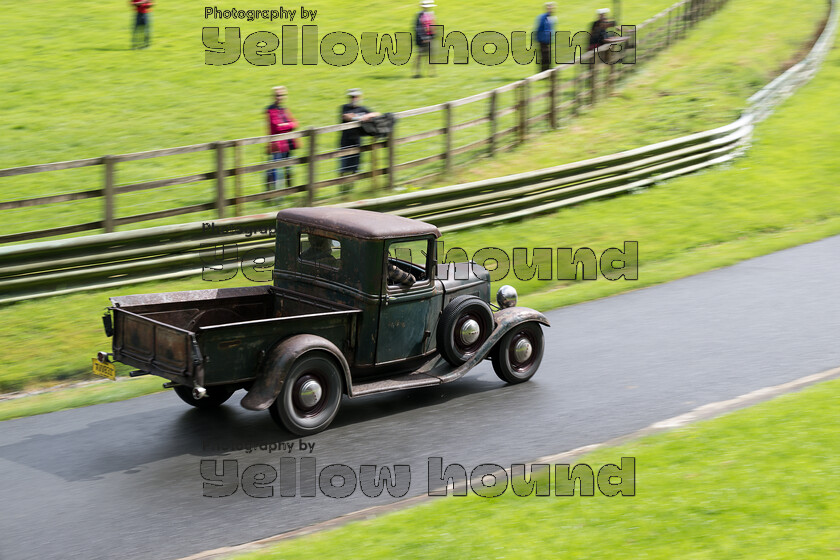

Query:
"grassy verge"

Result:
[[0, 0, 836, 419], [0, 376, 163, 422], [227, 377, 840, 559]]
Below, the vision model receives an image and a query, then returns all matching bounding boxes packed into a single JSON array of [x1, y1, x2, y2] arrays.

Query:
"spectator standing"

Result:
[[265, 86, 299, 192], [130, 0, 154, 49], [589, 8, 615, 51], [339, 89, 380, 195], [534, 2, 556, 72], [414, 0, 437, 78]]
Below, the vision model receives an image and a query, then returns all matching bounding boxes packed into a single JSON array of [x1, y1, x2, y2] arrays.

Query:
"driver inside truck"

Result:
[[300, 234, 339, 267]]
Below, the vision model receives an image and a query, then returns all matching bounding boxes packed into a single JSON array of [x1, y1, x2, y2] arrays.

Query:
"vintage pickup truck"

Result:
[[97, 208, 549, 434]]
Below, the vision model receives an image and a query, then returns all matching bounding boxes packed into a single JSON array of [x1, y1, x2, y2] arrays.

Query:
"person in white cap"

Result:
[[414, 0, 437, 78], [589, 8, 616, 50], [338, 89, 380, 194]]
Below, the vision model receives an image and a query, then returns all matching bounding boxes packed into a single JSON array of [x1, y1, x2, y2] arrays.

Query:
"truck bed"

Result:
[[109, 286, 359, 386]]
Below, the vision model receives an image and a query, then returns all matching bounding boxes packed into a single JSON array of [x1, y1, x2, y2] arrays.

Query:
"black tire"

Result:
[[173, 385, 236, 409], [269, 351, 343, 436], [491, 322, 545, 384], [438, 295, 495, 366]]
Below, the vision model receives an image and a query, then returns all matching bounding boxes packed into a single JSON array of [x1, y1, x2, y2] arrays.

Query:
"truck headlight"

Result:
[[496, 285, 517, 308]]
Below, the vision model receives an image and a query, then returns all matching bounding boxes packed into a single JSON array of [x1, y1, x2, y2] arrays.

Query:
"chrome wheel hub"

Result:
[[513, 338, 533, 363], [298, 378, 323, 409], [459, 319, 481, 345]]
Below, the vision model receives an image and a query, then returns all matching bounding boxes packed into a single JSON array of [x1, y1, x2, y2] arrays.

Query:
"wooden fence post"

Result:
[[103, 155, 115, 233], [549, 69, 558, 129], [444, 102, 453, 173], [678, 3, 684, 39], [370, 138, 379, 192], [233, 140, 242, 216], [488, 90, 497, 156], [214, 141, 226, 218], [519, 80, 529, 144], [306, 127, 316, 206], [386, 120, 396, 190]]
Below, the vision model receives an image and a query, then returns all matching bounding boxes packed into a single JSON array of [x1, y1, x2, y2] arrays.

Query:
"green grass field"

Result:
[[439, 0, 829, 186], [0, 0, 820, 240], [1, 0, 682, 238], [1, 0, 680, 168], [228, 376, 840, 559]]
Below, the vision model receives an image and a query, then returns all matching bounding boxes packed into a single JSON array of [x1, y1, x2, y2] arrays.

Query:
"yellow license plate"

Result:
[[92, 358, 116, 380]]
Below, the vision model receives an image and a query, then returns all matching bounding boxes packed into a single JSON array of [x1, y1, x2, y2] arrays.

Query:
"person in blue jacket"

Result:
[[535, 2, 556, 72]]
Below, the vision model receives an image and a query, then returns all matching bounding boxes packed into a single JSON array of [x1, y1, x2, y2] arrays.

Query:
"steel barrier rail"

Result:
[[0, 115, 755, 303], [0, 0, 834, 305]]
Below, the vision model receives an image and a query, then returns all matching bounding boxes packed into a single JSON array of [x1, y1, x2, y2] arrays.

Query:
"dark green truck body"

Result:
[[102, 208, 548, 432]]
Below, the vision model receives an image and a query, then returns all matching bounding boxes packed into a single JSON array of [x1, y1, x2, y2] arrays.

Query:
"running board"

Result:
[[350, 371, 441, 397]]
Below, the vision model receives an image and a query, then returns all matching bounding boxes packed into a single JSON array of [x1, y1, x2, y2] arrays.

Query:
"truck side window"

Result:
[[387, 239, 430, 287], [300, 233, 341, 269]]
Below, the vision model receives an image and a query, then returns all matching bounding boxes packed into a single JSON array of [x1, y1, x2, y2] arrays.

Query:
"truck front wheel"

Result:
[[173, 385, 236, 408], [491, 322, 545, 384], [270, 351, 343, 435]]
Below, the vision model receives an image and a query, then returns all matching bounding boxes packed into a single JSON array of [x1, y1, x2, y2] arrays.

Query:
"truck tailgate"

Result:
[[112, 307, 196, 379]]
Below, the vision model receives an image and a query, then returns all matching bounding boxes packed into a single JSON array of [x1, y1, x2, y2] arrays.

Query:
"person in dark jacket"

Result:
[[589, 8, 616, 51], [534, 2, 556, 72], [130, 0, 154, 49], [266, 86, 299, 192], [413, 0, 437, 78], [339, 88, 380, 195]]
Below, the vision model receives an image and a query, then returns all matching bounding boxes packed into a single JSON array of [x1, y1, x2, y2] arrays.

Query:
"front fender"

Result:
[[493, 306, 550, 330], [435, 306, 549, 384], [240, 334, 351, 411]]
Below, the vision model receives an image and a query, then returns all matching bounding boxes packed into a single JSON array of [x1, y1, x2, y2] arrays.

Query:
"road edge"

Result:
[[179, 365, 840, 560]]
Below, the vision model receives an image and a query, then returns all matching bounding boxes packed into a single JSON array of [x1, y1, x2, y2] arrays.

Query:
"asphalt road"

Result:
[[2, 236, 839, 560]]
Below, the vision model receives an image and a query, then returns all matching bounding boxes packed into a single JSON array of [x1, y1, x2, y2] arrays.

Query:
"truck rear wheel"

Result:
[[173, 385, 236, 408], [438, 295, 495, 366], [270, 351, 343, 436], [491, 322, 545, 384]]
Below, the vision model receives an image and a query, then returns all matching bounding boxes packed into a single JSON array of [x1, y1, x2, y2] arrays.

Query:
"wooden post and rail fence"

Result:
[[0, 0, 727, 246]]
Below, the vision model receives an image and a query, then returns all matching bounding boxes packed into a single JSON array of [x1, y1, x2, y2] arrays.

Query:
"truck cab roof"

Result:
[[276, 208, 440, 240]]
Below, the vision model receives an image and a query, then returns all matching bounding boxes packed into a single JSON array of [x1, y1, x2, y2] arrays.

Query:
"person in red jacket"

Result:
[[130, 0, 154, 49], [266, 86, 299, 192]]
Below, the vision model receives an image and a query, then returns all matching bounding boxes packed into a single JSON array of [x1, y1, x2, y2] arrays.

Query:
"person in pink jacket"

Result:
[[266, 86, 299, 192]]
